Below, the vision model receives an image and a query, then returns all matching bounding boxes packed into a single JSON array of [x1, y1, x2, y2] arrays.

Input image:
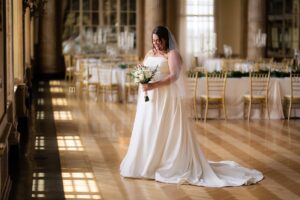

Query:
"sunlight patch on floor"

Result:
[[62, 172, 102, 199]]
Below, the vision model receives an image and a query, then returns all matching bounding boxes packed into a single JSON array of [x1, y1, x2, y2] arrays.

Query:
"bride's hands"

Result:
[[142, 82, 157, 91], [142, 83, 151, 91]]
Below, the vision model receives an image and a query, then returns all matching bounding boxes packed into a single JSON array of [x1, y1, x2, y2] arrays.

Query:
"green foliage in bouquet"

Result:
[[129, 66, 158, 84]]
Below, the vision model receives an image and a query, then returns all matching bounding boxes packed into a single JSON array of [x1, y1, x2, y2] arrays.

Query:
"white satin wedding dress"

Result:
[[120, 56, 263, 187]]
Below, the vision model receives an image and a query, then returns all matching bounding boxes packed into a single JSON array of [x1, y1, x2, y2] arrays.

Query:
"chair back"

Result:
[[205, 71, 227, 98], [186, 70, 198, 99], [249, 71, 270, 98], [290, 73, 300, 98], [78, 60, 87, 78], [98, 64, 113, 85], [125, 66, 139, 103], [64, 54, 72, 68], [87, 61, 99, 84], [186, 70, 200, 118]]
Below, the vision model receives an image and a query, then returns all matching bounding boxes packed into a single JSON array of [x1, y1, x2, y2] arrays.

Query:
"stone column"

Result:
[[39, 0, 62, 75], [136, 0, 145, 60], [166, 0, 178, 40], [247, 0, 266, 59], [144, 0, 165, 54]]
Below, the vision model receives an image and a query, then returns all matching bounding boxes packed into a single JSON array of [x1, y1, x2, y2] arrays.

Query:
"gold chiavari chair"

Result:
[[97, 64, 119, 102], [75, 59, 89, 93], [284, 73, 300, 120], [124, 66, 139, 103], [200, 71, 227, 122], [74, 59, 101, 95], [86, 61, 100, 94], [64, 54, 75, 82], [186, 70, 200, 120], [243, 71, 270, 121]]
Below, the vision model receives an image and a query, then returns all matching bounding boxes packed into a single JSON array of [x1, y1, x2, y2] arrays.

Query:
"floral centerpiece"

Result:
[[129, 65, 158, 102], [118, 63, 128, 69]]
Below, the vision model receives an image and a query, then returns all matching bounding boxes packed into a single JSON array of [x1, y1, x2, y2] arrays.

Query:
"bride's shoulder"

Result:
[[145, 50, 155, 58], [167, 49, 182, 62]]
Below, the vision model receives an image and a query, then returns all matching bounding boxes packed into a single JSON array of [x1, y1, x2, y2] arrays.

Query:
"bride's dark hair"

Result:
[[152, 26, 169, 51]]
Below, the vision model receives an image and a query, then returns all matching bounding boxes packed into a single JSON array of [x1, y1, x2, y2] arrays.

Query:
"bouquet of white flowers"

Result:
[[130, 65, 158, 102]]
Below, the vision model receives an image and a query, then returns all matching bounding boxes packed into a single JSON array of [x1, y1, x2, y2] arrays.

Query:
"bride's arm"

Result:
[[143, 50, 182, 91]]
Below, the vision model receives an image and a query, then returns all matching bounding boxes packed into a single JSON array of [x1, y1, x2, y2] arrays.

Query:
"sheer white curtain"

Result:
[[179, 0, 215, 68]]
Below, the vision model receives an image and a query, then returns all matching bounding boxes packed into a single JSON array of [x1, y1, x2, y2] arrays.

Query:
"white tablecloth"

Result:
[[76, 58, 129, 101]]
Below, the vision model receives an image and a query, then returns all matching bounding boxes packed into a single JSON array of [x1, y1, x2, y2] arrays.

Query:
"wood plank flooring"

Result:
[[9, 80, 300, 200]]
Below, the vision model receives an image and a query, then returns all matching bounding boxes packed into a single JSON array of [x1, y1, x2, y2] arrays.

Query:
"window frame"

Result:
[[180, 0, 216, 58], [62, 0, 137, 53]]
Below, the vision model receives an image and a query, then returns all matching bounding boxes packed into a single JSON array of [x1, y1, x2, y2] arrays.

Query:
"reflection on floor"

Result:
[[9, 80, 300, 200]]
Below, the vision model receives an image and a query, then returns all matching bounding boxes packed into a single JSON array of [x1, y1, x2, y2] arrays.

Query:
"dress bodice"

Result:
[[143, 56, 169, 81]]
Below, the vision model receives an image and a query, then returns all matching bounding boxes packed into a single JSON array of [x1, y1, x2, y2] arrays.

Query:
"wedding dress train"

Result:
[[120, 56, 263, 187]]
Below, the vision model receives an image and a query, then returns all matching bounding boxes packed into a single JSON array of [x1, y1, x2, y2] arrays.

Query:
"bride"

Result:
[[120, 26, 263, 187]]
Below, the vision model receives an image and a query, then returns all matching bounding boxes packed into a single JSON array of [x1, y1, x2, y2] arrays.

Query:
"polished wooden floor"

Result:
[[10, 80, 300, 200]]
